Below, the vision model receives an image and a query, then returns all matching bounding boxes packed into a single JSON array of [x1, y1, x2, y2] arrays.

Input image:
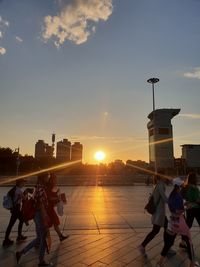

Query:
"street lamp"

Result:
[[15, 147, 20, 176], [147, 78, 159, 112], [147, 78, 159, 182]]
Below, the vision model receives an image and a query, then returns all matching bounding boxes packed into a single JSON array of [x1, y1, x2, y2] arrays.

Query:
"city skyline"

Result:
[[1, 0, 200, 164]]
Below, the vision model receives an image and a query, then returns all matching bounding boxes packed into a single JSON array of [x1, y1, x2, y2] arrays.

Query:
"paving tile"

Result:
[[0, 185, 200, 267]]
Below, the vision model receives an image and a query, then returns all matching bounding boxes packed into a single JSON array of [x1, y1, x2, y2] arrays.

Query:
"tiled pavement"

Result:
[[0, 186, 200, 267]]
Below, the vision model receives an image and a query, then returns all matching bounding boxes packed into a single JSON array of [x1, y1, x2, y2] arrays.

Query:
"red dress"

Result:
[[46, 189, 60, 226]]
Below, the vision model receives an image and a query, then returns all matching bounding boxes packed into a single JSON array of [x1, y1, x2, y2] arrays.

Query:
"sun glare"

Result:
[[94, 151, 106, 161]]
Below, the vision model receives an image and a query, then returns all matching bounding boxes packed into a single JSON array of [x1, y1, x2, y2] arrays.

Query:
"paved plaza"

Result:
[[0, 185, 200, 267]]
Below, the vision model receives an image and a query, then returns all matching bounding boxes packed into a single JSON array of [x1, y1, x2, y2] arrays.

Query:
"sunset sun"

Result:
[[94, 151, 106, 161]]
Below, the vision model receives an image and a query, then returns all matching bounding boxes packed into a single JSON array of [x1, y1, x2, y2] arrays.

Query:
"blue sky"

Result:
[[0, 0, 200, 163]]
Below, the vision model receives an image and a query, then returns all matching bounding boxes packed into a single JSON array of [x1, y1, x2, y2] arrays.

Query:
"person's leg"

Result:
[[4, 211, 17, 241], [194, 208, 200, 227], [186, 209, 195, 228], [16, 212, 41, 263], [34, 211, 47, 264], [53, 224, 69, 241], [182, 235, 195, 263], [54, 224, 62, 237], [141, 224, 161, 248], [16, 211, 49, 265], [16, 209, 27, 240], [157, 232, 176, 266]]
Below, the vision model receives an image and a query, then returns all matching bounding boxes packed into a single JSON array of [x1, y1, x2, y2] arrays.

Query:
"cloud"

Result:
[[183, 67, 200, 79], [42, 0, 113, 46], [16, 36, 23, 42], [0, 16, 9, 55], [0, 16, 9, 28], [179, 113, 200, 119], [0, 46, 6, 55]]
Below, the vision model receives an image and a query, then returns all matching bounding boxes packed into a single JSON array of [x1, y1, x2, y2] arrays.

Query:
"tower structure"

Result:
[[147, 108, 180, 170], [52, 133, 56, 157]]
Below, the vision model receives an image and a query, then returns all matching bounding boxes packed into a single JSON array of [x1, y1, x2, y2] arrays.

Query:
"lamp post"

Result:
[[147, 78, 159, 182], [147, 78, 159, 112], [15, 147, 20, 177]]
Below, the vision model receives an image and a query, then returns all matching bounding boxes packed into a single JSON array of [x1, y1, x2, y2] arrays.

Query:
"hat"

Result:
[[172, 177, 184, 187]]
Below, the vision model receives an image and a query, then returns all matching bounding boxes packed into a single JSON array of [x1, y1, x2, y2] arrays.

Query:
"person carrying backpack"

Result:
[[2, 178, 27, 247], [16, 173, 53, 267]]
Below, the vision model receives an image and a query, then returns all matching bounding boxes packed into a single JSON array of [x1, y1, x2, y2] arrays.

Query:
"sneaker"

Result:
[[38, 261, 53, 266], [59, 235, 69, 241], [16, 251, 22, 264], [17, 235, 27, 242], [2, 239, 14, 247], [138, 244, 146, 254]]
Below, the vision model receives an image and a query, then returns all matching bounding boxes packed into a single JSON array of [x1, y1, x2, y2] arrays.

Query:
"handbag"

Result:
[[22, 197, 36, 222], [145, 194, 156, 215], [144, 186, 161, 215], [56, 200, 64, 216]]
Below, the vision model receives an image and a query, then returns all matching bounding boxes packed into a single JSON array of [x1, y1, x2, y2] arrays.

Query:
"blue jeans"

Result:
[[22, 210, 47, 262]]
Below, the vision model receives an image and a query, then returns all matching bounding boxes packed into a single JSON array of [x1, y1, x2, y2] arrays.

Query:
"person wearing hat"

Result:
[[2, 178, 27, 247], [156, 177, 199, 267]]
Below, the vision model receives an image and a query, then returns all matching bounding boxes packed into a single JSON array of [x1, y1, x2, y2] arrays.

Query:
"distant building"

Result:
[[147, 108, 180, 170], [35, 140, 53, 159], [56, 139, 71, 162], [35, 140, 46, 159], [126, 160, 149, 171], [71, 142, 83, 162], [181, 144, 200, 168]]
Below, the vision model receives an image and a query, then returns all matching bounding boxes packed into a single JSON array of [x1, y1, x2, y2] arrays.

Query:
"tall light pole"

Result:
[[147, 78, 159, 112], [15, 147, 20, 177], [147, 78, 159, 182]]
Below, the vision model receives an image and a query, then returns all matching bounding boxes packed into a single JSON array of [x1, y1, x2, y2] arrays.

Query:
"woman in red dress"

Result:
[[46, 173, 69, 241]]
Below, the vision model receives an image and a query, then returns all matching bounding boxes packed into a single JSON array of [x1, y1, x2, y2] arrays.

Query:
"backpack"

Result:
[[3, 186, 16, 210]]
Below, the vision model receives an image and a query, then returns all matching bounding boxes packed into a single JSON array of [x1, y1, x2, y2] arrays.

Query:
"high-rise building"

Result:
[[56, 139, 71, 162], [71, 142, 83, 162], [147, 108, 180, 170], [35, 140, 54, 159]]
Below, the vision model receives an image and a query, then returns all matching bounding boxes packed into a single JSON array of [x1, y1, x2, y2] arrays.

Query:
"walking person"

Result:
[[138, 173, 168, 254], [46, 173, 69, 241], [16, 173, 52, 267], [184, 172, 200, 227], [2, 179, 27, 247], [179, 172, 200, 249], [156, 177, 199, 267]]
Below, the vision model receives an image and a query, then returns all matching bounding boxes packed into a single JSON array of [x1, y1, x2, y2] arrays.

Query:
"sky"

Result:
[[0, 0, 200, 164]]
